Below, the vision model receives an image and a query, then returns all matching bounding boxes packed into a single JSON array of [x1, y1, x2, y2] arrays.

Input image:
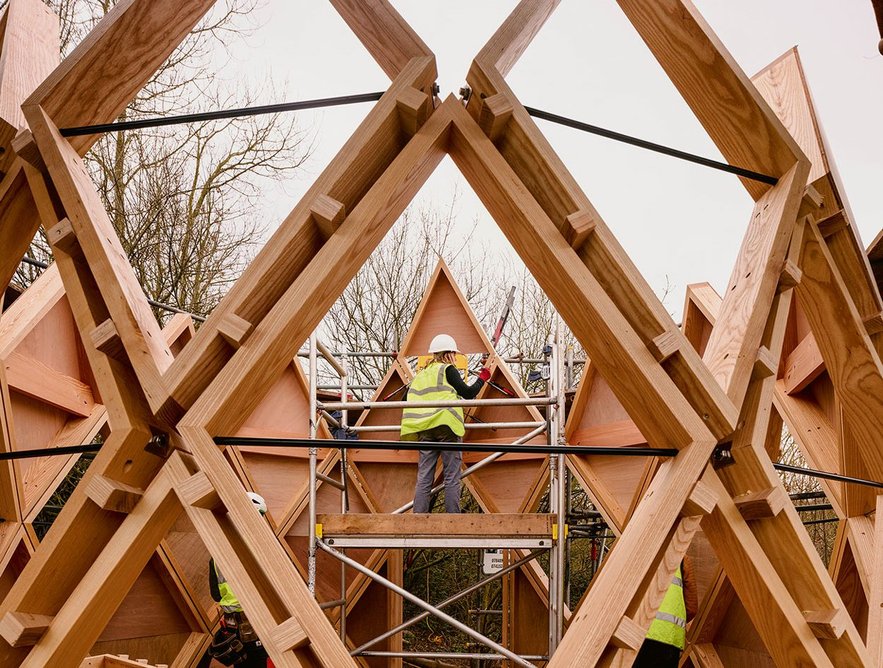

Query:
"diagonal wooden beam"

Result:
[[1, 461, 181, 667], [23, 105, 175, 420], [615, 0, 805, 200], [474, 0, 560, 78], [794, 218, 883, 483], [24, 0, 217, 156], [163, 55, 437, 417], [328, 0, 433, 80]]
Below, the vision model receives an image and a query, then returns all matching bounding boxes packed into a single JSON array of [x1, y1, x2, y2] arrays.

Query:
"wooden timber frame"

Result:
[[0, 0, 879, 666]]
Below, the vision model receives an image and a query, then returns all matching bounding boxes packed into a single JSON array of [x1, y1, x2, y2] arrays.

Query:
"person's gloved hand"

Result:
[[478, 367, 491, 382]]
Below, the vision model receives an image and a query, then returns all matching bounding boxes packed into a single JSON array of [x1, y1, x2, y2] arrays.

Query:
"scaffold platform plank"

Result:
[[316, 513, 557, 548]]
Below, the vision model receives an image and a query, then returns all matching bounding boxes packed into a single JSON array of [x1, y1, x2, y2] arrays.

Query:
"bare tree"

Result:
[[323, 192, 494, 390], [14, 0, 312, 321]]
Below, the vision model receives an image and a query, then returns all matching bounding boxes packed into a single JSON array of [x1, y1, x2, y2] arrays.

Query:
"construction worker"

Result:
[[634, 556, 697, 667], [206, 492, 274, 668], [401, 333, 491, 513]]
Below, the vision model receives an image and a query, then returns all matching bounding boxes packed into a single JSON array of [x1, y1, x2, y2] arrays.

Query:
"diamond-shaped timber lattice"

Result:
[[0, 0, 879, 666]]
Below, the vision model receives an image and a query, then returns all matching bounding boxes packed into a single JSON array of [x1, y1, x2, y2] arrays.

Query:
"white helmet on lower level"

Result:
[[428, 333, 459, 354], [247, 491, 267, 515]]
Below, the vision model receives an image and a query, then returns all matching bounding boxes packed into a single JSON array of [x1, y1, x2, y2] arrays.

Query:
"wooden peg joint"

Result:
[[648, 331, 681, 363], [310, 194, 346, 241], [611, 615, 644, 650], [269, 616, 311, 652], [752, 346, 778, 380], [563, 210, 596, 251], [91, 319, 126, 362], [816, 210, 848, 239], [801, 184, 823, 210], [803, 609, 847, 639], [396, 87, 432, 136], [47, 217, 79, 256], [682, 480, 718, 517], [863, 312, 883, 336], [733, 487, 787, 520], [0, 611, 54, 647], [777, 260, 802, 293], [478, 93, 514, 142], [11, 130, 44, 170], [217, 313, 254, 350], [177, 471, 223, 511], [86, 474, 145, 514]]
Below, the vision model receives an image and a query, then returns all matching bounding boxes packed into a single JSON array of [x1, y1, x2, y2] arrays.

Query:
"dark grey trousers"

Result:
[[413, 425, 462, 513]]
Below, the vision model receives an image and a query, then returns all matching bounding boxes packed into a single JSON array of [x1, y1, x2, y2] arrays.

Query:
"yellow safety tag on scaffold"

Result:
[[551, 524, 568, 541], [315, 523, 323, 539]]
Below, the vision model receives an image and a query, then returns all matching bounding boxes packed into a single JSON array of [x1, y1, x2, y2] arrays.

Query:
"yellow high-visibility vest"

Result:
[[645, 564, 687, 649], [400, 363, 465, 439], [214, 562, 243, 613]]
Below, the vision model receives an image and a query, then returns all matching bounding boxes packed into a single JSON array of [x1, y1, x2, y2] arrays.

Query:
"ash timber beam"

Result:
[[171, 100, 455, 667], [445, 87, 725, 667], [466, 38, 736, 444], [328, 0, 433, 80], [0, 164, 172, 664], [615, 0, 805, 201], [684, 237, 867, 665], [794, 218, 883, 483], [7, 463, 182, 667], [23, 105, 175, 421], [0, 0, 59, 292], [23, 0, 217, 156], [163, 55, 438, 417]]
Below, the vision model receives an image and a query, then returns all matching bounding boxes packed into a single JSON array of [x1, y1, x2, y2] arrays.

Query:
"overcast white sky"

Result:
[[223, 1, 883, 320]]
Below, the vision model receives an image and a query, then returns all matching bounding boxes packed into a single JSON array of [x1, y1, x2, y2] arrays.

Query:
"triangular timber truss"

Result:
[[0, 0, 879, 666]]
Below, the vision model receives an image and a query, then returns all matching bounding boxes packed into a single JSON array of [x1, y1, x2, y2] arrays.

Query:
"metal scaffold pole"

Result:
[[547, 330, 560, 653], [308, 333, 318, 595], [554, 317, 567, 646], [339, 351, 349, 642]]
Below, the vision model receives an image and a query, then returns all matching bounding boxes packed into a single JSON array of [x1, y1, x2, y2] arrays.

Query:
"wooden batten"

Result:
[[682, 480, 718, 517], [610, 615, 644, 650], [216, 313, 254, 350], [803, 608, 847, 640], [11, 130, 43, 171], [86, 475, 144, 514], [91, 319, 126, 363], [46, 217, 79, 256], [269, 617, 310, 652], [778, 260, 802, 293], [309, 194, 346, 241], [176, 471, 222, 511], [0, 610, 53, 647], [477, 92, 513, 142], [732, 487, 788, 521], [563, 210, 595, 251], [817, 210, 849, 239], [395, 86, 431, 136]]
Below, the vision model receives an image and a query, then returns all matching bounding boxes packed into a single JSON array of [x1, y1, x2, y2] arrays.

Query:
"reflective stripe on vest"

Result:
[[400, 363, 465, 439], [214, 562, 243, 613], [645, 564, 687, 650]]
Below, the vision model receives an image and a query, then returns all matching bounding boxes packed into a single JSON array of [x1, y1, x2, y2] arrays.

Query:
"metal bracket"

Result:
[[711, 441, 734, 469], [145, 429, 170, 459]]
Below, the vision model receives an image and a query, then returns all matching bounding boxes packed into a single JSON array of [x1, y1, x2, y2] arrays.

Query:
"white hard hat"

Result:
[[428, 334, 459, 354], [247, 491, 267, 515]]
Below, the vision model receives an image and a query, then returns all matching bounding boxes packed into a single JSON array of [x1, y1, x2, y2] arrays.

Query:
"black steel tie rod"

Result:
[[524, 105, 778, 186], [214, 436, 678, 457], [60, 91, 386, 137], [0, 443, 102, 461], [773, 462, 883, 490]]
